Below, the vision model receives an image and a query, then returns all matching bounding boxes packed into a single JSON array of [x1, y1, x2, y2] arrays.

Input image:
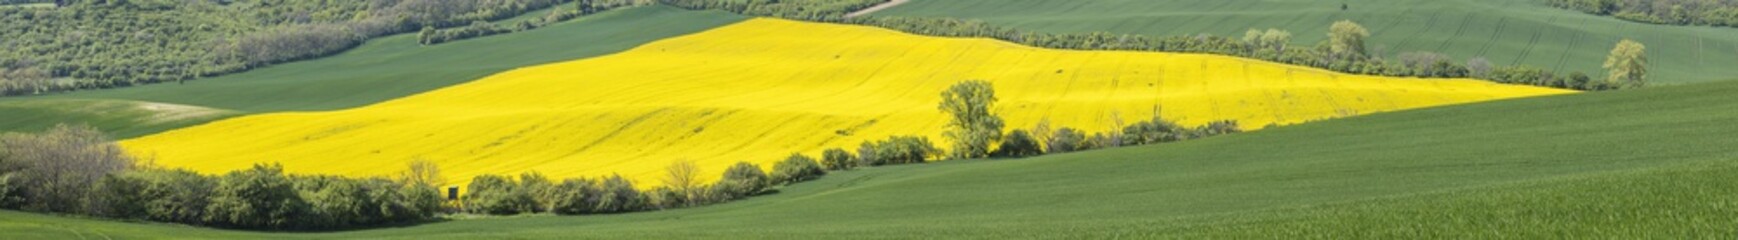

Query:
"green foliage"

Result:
[[820, 147, 857, 170], [1604, 39, 1647, 87], [1328, 20, 1370, 59], [590, 174, 642, 213], [713, 162, 769, 200], [0, 0, 586, 96], [518, 172, 558, 213], [939, 80, 1003, 159], [547, 178, 596, 215], [858, 135, 940, 166], [204, 164, 306, 230], [1044, 127, 1088, 154], [1547, 0, 1738, 27], [992, 129, 1042, 158], [421, 0, 648, 45], [463, 174, 536, 215], [770, 154, 825, 185]]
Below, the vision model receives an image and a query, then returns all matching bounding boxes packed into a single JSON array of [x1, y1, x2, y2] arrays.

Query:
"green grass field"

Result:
[[0, 6, 746, 138], [5, 77, 1733, 238], [874, 0, 1738, 85]]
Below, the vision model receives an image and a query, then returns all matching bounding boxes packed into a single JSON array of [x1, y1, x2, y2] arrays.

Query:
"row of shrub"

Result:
[[0, 124, 444, 230], [655, 0, 1634, 91], [456, 150, 836, 215], [456, 81, 1246, 217], [419, 0, 648, 45], [1547, 0, 1738, 27]]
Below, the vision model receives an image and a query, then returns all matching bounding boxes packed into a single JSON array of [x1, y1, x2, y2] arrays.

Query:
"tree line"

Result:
[[418, 0, 649, 45], [1547, 0, 1738, 27], [0, 0, 585, 96], [0, 124, 445, 230], [0, 80, 1250, 230]]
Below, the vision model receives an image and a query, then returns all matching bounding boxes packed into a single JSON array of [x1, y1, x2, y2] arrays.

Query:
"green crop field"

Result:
[[4, 78, 1733, 239], [873, 0, 1738, 85], [0, 6, 746, 138]]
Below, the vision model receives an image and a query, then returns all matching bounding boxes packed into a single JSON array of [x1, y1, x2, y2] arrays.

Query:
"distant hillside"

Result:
[[0, 6, 748, 137], [876, 0, 1738, 84]]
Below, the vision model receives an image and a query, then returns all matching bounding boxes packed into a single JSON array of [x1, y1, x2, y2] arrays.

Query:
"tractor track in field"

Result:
[[1396, 10, 1442, 51], [1511, 16, 1554, 66], [1477, 17, 1508, 58], [1437, 12, 1474, 53], [1552, 18, 1589, 73]]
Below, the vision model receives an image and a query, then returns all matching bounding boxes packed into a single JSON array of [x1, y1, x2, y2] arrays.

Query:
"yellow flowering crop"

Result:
[[119, 19, 1572, 188]]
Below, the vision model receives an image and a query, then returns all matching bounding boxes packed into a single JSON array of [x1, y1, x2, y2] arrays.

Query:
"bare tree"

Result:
[[399, 158, 444, 188], [0, 124, 134, 213], [662, 160, 703, 203]]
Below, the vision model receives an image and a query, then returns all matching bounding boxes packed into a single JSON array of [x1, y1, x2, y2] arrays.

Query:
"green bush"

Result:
[[771, 154, 826, 185], [590, 175, 642, 213], [821, 148, 858, 170], [463, 174, 536, 215], [204, 164, 307, 230], [859, 136, 940, 166], [549, 178, 598, 215], [116, 169, 215, 224], [714, 162, 769, 200], [1046, 128, 1089, 153], [994, 129, 1043, 157], [518, 172, 558, 213]]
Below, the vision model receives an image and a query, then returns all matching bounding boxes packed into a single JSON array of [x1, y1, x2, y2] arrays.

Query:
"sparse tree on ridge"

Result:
[[1604, 39, 1648, 87], [939, 80, 1004, 159], [1328, 20, 1370, 58]]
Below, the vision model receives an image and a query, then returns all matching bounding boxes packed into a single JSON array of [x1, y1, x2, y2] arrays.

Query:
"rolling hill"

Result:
[[873, 0, 1738, 84], [3, 75, 1732, 239], [117, 18, 1569, 189], [0, 6, 748, 138]]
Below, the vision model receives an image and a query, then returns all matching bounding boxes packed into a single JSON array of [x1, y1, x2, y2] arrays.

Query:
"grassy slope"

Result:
[[874, 0, 1738, 85], [0, 6, 747, 138], [4, 78, 1733, 238]]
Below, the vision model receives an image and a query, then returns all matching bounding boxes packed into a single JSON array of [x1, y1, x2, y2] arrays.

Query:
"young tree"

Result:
[[399, 159, 443, 188], [939, 80, 1004, 159], [462, 174, 534, 215], [1328, 20, 1370, 58], [994, 129, 1043, 157], [770, 154, 825, 185], [714, 162, 768, 199], [1260, 29, 1292, 51], [1030, 119, 1053, 153], [590, 174, 642, 213], [661, 160, 703, 203], [204, 164, 306, 229], [820, 148, 857, 170], [1604, 39, 1647, 87]]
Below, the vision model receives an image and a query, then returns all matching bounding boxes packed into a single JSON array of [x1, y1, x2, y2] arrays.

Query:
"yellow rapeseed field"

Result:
[[120, 18, 1573, 188]]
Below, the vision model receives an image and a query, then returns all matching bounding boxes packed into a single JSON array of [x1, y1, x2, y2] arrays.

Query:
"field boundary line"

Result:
[[844, 0, 911, 18]]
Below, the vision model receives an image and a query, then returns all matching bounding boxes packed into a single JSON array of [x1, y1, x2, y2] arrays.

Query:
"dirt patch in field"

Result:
[[845, 0, 911, 18]]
